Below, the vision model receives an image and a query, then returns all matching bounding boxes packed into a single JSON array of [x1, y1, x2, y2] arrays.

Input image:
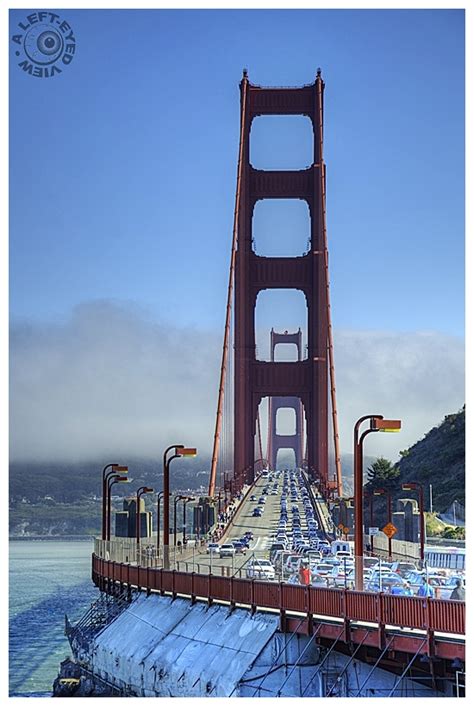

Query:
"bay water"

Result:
[[9, 540, 99, 697]]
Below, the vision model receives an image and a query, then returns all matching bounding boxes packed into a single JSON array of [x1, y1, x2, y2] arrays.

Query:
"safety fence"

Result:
[[92, 554, 465, 636], [93, 538, 292, 579]]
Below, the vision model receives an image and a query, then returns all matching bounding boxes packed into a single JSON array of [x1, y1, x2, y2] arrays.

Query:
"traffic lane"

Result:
[[223, 474, 267, 539], [190, 475, 283, 570], [226, 475, 282, 544], [199, 501, 280, 569], [228, 496, 282, 545], [188, 472, 320, 576]]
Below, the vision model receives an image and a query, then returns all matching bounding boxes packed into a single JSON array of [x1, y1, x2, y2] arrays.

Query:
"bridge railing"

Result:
[[91, 554, 465, 636], [93, 538, 312, 581]]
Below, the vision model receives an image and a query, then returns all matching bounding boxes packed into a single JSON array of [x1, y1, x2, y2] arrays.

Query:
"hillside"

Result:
[[9, 457, 211, 537], [339, 453, 377, 496], [395, 406, 465, 511]]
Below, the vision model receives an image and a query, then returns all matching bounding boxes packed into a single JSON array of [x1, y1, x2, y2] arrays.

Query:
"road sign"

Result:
[[368, 527, 379, 536], [382, 522, 398, 539]]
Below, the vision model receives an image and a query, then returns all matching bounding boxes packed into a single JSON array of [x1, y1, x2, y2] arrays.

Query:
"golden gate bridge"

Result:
[[61, 72, 465, 698]]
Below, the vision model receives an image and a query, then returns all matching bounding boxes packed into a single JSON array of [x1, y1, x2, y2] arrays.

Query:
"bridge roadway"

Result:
[[179, 469, 324, 576], [190, 473, 283, 574]]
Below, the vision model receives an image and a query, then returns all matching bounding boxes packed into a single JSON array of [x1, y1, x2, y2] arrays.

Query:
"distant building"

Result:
[[115, 497, 152, 539], [193, 497, 216, 537]]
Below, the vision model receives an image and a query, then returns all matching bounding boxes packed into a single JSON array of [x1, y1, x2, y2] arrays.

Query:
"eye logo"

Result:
[[11, 11, 76, 78]]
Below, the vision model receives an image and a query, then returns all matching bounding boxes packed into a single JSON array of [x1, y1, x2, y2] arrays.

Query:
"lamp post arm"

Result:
[[163, 451, 184, 569], [102, 463, 118, 540], [353, 417, 382, 591], [106, 474, 123, 541], [163, 445, 184, 468], [417, 486, 425, 563]]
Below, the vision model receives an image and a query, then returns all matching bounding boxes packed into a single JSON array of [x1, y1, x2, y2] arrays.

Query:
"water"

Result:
[[9, 540, 99, 697]]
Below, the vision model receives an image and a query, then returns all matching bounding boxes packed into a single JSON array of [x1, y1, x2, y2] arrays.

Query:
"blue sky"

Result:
[[9, 9, 465, 462]]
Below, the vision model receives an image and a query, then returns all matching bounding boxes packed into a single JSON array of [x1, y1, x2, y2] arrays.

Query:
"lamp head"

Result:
[[177, 447, 197, 457], [402, 482, 416, 491], [137, 486, 153, 495], [371, 418, 401, 433]]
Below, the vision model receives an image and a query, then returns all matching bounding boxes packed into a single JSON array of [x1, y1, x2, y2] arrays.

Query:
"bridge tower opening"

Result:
[[233, 71, 331, 491], [267, 328, 305, 469]]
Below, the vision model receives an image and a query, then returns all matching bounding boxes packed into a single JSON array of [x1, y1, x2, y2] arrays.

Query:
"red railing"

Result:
[[92, 555, 465, 636]]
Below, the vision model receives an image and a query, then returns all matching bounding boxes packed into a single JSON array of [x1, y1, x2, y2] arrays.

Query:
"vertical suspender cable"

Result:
[[266, 397, 271, 470], [316, 76, 343, 497], [208, 75, 248, 497]]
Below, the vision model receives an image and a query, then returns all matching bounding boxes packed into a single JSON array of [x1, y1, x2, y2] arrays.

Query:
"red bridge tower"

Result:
[[234, 71, 330, 490]]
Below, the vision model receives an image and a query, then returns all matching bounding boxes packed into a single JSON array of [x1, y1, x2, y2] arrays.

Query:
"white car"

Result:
[[335, 551, 353, 561], [206, 543, 220, 555], [219, 543, 236, 557], [314, 562, 337, 577], [246, 560, 276, 580]]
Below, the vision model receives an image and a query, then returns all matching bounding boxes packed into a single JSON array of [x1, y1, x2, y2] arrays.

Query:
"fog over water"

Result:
[[10, 300, 465, 464]]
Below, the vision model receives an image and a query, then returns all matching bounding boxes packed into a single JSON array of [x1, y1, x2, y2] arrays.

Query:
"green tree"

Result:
[[366, 456, 400, 488]]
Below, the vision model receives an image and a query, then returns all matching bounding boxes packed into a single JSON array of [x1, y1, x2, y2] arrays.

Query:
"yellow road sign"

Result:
[[382, 522, 398, 539]]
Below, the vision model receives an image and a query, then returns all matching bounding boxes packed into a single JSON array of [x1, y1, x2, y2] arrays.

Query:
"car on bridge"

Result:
[[246, 560, 276, 580], [363, 556, 380, 569], [206, 543, 220, 555], [313, 562, 336, 579], [367, 574, 413, 595], [332, 566, 371, 588], [391, 561, 419, 578], [318, 540, 331, 555], [282, 554, 302, 577], [232, 541, 247, 555], [219, 543, 236, 558], [269, 541, 287, 558]]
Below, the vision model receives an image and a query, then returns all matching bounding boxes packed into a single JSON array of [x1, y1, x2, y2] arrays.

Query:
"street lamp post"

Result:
[[195, 505, 203, 540], [354, 415, 401, 590], [173, 495, 187, 546], [136, 486, 154, 546], [364, 491, 375, 553], [402, 482, 425, 565], [156, 490, 169, 553], [102, 463, 128, 539], [163, 445, 197, 569], [182, 497, 194, 545], [107, 474, 131, 541]]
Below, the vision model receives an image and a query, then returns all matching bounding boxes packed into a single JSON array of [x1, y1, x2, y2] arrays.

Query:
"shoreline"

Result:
[[9, 535, 95, 541]]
